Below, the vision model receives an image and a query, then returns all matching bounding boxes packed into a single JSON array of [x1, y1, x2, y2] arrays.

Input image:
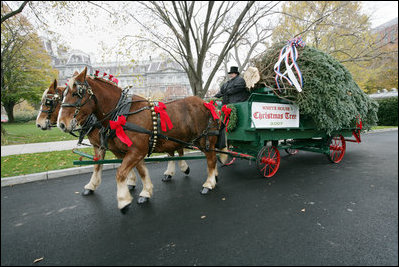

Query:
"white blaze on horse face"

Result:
[[57, 77, 76, 130], [36, 89, 49, 129]]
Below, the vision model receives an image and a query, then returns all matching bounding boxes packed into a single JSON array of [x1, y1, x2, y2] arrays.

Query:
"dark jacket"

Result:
[[214, 75, 249, 105]]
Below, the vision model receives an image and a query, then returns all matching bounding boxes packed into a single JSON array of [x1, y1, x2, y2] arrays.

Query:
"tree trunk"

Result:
[[187, 71, 205, 98], [3, 102, 15, 123]]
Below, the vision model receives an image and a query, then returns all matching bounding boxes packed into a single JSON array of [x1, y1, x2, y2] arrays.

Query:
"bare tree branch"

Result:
[[1, 1, 28, 23]]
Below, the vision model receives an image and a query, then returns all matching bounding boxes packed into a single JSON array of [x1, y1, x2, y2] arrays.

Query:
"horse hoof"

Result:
[[127, 185, 135, 191], [200, 187, 211, 195], [184, 167, 190, 175], [82, 189, 94, 196], [120, 203, 131, 214], [137, 196, 149, 204], [162, 175, 172, 182]]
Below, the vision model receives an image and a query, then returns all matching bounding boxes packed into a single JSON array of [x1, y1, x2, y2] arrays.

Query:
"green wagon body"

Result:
[[216, 87, 361, 177], [225, 88, 354, 157]]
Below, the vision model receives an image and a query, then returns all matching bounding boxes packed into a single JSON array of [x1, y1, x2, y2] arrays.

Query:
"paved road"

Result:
[[1, 131, 397, 266]]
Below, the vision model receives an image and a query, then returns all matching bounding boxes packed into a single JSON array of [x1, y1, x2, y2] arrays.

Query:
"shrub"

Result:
[[13, 110, 39, 123], [377, 97, 398, 126]]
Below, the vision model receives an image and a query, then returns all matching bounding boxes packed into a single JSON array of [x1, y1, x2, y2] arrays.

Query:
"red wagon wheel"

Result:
[[327, 135, 346, 163], [256, 145, 281, 178]]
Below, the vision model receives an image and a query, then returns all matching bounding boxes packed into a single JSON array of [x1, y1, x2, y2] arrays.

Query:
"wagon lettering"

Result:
[[285, 113, 296, 119], [252, 102, 299, 128]]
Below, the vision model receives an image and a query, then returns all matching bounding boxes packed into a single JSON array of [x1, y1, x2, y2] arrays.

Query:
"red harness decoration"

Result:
[[109, 115, 133, 147], [203, 100, 220, 121], [221, 105, 232, 132], [154, 102, 173, 132]]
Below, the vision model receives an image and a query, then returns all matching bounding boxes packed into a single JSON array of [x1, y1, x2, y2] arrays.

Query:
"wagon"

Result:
[[217, 86, 362, 177], [73, 86, 362, 178]]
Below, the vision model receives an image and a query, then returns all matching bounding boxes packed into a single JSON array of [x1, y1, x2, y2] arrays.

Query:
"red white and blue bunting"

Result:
[[274, 37, 305, 92]]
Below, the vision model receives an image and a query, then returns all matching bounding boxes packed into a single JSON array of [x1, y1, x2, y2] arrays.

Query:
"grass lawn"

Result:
[[0, 147, 170, 178], [0, 147, 119, 178], [1, 121, 77, 145]]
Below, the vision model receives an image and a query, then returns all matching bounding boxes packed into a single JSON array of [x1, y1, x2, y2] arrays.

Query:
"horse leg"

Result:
[[177, 148, 190, 175], [162, 152, 176, 182], [126, 168, 137, 191], [201, 149, 218, 195], [82, 147, 105, 196], [218, 134, 229, 164], [135, 159, 154, 204], [116, 152, 144, 213]]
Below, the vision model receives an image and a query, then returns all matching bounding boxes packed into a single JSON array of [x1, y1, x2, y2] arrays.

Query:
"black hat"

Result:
[[228, 66, 239, 74]]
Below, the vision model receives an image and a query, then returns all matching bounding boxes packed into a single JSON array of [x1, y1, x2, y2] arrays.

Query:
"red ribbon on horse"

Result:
[[154, 102, 173, 132], [203, 100, 220, 121], [221, 105, 232, 132], [109, 115, 133, 147]]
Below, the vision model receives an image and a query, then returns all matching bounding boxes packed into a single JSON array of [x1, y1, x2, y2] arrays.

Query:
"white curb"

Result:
[[1, 164, 120, 187]]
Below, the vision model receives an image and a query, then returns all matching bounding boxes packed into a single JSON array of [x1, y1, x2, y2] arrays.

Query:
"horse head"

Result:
[[57, 67, 97, 133], [36, 79, 65, 130]]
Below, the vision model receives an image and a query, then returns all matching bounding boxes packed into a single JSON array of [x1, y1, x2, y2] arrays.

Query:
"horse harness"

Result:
[[61, 78, 223, 157], [61, 80, 97, 119], [40, 88, 64, 123]]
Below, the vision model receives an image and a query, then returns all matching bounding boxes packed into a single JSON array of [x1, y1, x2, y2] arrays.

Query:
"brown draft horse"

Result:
[[57, 67, 222, 213], [36, 79, 191, 195], [36, 79, 137, 192]]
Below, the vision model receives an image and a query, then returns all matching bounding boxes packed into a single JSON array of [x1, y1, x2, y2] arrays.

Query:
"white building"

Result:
[[42, 38, 191, 100]]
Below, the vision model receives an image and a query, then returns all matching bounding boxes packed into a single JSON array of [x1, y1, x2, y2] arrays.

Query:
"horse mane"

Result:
[[88, 76, 122, 92]]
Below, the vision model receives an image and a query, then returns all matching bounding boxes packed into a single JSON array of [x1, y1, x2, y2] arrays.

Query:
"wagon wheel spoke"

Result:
[[327, 135, 346, 163], [256, 145, 281, 178]]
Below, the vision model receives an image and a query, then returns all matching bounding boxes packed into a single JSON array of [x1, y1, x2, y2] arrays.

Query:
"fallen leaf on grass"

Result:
[[222, 197, 226, 201], [301, 208, 306, 212], [75, 192, 80, 194], [33, 257, 44, 263], [201, 215, 206, 219]]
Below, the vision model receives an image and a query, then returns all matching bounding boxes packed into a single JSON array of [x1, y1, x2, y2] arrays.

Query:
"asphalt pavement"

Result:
[[1, 130, 398, 266]]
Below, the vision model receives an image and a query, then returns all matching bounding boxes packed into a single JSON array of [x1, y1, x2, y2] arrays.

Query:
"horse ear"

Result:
[[73, 71, 79, 76], [49, 79, 56, 90], [53, 79, 57, 89], [76, 67, 87, 82]]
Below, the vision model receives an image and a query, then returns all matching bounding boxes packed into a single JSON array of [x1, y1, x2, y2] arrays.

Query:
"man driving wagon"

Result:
[[214, 66, 250, 105]]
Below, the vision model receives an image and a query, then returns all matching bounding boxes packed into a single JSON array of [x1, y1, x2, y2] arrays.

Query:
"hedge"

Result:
[[377, 97, 398, 126]]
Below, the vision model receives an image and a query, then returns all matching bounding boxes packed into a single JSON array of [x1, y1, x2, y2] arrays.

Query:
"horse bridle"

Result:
[[61, 79, 97, 119], [40, 88, 63, 124]]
